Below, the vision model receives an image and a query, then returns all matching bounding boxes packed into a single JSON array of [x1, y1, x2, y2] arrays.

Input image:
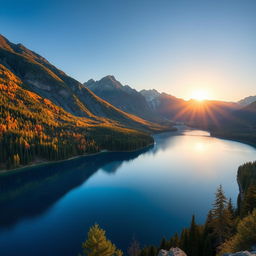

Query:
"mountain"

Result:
[[85, 75, 241, 128], [84, 76, 161, 122], [232, 100, 256, 127], [238, 95, 256, 107], [0, 63, 159, 170], [141, 89, 240, 128], [84, 77, 188, 123], [140, 89, 186, 120], [0, 35, 170, 170], [0, 34, 165, 132], [140, 89, 161, 110], [210, 101, 256, 145]]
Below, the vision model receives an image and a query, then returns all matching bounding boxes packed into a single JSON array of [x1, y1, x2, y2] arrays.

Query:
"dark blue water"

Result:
[[0, 129, 255, 256]]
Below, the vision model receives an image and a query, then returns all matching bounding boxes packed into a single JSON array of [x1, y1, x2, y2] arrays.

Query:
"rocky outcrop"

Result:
[[158, 247, 187, 256]]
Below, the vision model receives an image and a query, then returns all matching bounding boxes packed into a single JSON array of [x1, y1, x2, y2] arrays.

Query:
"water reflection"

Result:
[[0, 146, 153, 228], [0, 129, 255, 256]]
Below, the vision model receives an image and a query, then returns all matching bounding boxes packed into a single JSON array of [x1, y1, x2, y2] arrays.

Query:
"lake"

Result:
[[0, 128, 255, 256]]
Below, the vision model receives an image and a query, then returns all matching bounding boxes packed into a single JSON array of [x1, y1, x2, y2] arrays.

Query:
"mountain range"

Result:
[[0, 34, 255, 169], [84, 75, 255, 127], [85, 74, 256, 144]]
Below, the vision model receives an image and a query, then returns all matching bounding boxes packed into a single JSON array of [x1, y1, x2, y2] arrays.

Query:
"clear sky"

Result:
[[1, 0, 255, 101]]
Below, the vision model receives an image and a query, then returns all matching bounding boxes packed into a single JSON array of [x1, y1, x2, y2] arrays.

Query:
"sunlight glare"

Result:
[[191, 90, 209, 102]]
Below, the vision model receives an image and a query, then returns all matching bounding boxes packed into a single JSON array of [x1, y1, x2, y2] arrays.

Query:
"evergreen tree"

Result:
[[138, 247, 148, 256], [159, 237, 168, 250], [219, 209, 256, 255], [226, 198, 236, 236], [172, 233, 179, 247], [128, 238, 141, 256], [148, 246, 157, 256], [81, 224, 123, 256], [212, 185, 232, 245], [227, 198, 235, 218], [241, 185, 256, 217], [202, 210, 215, 256], [187, 215, 200, 256], [179, 229, 189, 253]]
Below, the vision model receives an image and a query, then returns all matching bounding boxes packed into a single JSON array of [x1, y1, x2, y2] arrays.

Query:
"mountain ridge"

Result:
[[0, 35, 171, 170], [0, 34, 165, 132]]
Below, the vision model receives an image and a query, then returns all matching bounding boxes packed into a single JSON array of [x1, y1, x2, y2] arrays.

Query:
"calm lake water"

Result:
[[0, 128, 255, 256]]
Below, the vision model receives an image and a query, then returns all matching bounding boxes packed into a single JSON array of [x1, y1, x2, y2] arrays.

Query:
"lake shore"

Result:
[[0, 141, 155, 176], [2, 125, 255, 176]]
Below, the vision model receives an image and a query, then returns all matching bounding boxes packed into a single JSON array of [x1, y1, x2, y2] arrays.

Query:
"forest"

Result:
[[0, 64, 153, 170]]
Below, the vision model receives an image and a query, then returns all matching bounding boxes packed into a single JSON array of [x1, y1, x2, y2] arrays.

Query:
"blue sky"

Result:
[[1, 0, 256, 101]]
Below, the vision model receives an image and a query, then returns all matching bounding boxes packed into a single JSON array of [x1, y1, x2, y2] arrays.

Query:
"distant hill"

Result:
[[210, 101, 256, 145], [233, 100, 256, 128], [238, 95, 256, 107]]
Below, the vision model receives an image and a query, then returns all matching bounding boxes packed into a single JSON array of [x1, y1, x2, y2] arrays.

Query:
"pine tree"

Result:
[[159, 237, 168, 250], [179, 229, 189, 253], [226, 198, 236, 236], [172, 233, 179, 247], [148, 246, 157, 256], [219, 209, 256, 255], [227, 198, 235, 218], [187, 215, 200, 256], [128, 238, 141, 256], [202, 210, 215, 256], [81, 224, 123, 256], [212, 185, 232, 245], [241, 185, 256, 217]]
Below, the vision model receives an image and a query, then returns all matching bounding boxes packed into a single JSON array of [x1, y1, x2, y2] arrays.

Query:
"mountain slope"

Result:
[[0, 34, 164, 132], [140, 89, 186, 120], [0, 64, 155, 170], [238, 95, 256, 107], [84, 76, 162, 122], [210, 101, 256, 144]]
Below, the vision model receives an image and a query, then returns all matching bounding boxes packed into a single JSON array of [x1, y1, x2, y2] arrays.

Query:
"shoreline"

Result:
[[210, 133, 256, 149], [1, 126, 255, 176], [0, 142, 155, 176]]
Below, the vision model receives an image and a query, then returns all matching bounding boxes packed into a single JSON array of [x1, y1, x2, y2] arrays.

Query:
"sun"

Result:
[[191, 90, 209, 102]]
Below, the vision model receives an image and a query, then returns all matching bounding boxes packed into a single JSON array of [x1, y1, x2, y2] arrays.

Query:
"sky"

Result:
[[0, 0, 256, 101]]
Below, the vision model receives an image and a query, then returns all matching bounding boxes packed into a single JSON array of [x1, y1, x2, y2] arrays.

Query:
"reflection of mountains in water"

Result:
[[0, 146, 153, 229]]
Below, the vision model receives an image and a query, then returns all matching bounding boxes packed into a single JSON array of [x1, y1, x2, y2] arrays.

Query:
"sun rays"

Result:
[[191, 90, 209, 102], [172, 99, 233, 128]]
